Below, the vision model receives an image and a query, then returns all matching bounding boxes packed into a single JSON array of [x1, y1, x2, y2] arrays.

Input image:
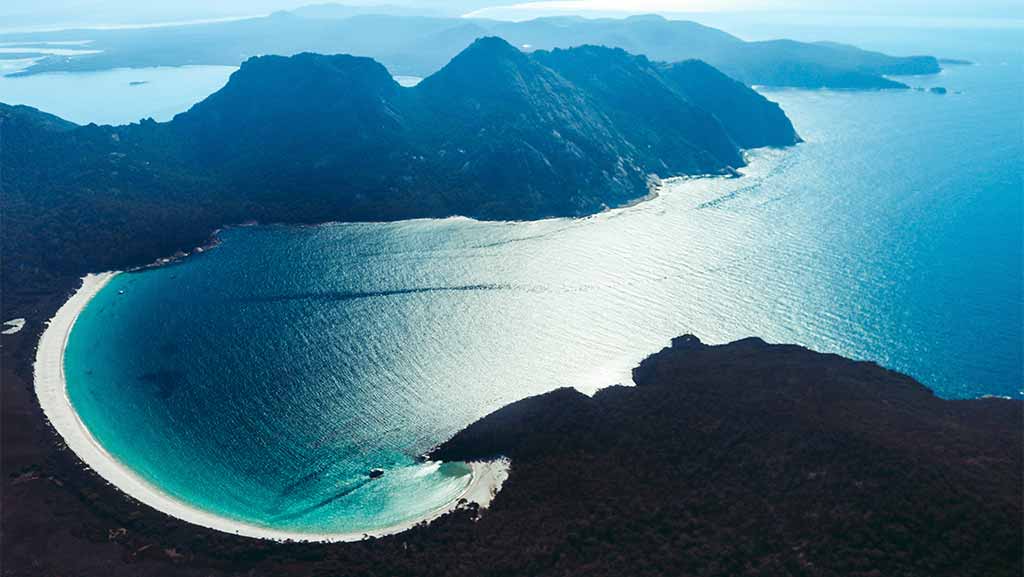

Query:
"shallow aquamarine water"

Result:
[[64, 55, 1022, 534]]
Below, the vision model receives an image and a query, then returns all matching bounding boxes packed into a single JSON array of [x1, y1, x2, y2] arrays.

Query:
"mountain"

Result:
[[533, 46, 744, 174], [3, 13, 940, 90], [488, 15, 934, 89], [705, 38, 937, 89], [658, 59, 800, 149], [0, 103, 78, 132], [168, 38, 768, 219], [409, 38, 646, 217], [1, 38, 800, 309]]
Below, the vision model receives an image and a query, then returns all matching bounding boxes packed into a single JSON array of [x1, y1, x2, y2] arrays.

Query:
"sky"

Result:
[[467, 0, 1021, 18], [1, 0, 1020, 30]]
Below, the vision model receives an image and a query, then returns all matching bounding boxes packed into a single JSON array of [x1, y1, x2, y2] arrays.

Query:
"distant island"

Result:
[[2, 13, 940, 90], [1, 37, 799, 314]]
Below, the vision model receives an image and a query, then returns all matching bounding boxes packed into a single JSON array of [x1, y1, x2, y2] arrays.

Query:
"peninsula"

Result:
[[2, 37, 799, 316]]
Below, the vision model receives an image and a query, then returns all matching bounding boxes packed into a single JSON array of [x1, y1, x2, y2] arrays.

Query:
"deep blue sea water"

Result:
[[63, 52, 1022, 534]]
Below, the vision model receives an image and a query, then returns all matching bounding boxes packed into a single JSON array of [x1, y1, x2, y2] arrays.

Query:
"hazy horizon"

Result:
[[2, 0, 1021, 32]]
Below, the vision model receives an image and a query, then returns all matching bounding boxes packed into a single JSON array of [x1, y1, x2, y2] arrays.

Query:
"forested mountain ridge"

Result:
[[1, 38, 798, 315]]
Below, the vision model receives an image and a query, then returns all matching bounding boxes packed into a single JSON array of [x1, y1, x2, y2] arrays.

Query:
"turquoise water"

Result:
[[64, 55, 1022, 534]]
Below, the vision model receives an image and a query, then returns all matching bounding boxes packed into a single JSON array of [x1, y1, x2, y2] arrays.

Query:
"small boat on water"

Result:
[[368, 468, 385, 479]]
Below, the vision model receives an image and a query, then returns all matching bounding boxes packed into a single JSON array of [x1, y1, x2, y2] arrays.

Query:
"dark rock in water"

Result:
[[368, 468, 385, 479], [930, 86, 948, 95], [137, 369, 187, 399]]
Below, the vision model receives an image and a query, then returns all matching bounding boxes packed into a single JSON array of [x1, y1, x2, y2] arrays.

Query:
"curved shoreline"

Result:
[[33, 272, 510, 542]]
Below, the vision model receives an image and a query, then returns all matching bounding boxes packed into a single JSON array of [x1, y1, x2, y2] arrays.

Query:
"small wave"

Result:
[[278, 459, 339, 499], [269, 478, 373, 523], [695, 182, 764, 210], [234, 284, 516, 304], [464, 223, 581, 250]]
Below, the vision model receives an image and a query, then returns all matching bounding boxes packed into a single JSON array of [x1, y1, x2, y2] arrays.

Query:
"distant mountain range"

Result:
[[2, 12, 939, 89], [1, 38, 797, 308]]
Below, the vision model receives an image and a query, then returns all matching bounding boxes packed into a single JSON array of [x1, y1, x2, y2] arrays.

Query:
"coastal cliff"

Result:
[[169, 37, 797, 219]]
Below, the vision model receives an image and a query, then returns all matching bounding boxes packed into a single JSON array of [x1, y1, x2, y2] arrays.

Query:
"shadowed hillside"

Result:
[[430, 335, 1022, 576]]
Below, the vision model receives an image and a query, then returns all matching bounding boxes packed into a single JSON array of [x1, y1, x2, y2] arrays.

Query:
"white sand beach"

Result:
[[33, 272, 510, 542]]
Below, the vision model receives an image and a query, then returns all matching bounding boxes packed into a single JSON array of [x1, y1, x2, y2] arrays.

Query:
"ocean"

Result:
[[60, 45, 1022, 535], [0, 62, 237, 124]]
